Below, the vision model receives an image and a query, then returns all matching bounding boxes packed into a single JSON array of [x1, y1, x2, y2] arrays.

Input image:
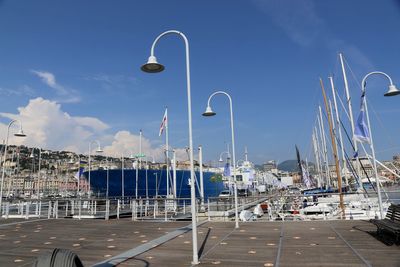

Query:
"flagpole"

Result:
[[165, 108, 169, 197]]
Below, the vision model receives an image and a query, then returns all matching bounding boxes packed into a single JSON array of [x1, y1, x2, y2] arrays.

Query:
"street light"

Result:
[[218, 151, 231, 163], [141, 30, 199, 264], [203, 90, 239, 229], [0, 120, 26, 216], [88, 140, 103, 198], [30, 148, 42, 199], [360, 71, 399, 218]]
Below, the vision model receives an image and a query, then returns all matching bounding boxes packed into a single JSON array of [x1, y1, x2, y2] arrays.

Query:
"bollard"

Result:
[[117, 199, 120, 219]]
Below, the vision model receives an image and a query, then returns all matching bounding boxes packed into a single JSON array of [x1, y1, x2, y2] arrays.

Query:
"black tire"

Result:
[[33, 248, 84, 267]]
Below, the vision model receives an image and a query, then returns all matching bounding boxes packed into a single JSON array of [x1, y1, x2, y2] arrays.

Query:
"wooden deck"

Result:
[[0, 218, 399, 266]]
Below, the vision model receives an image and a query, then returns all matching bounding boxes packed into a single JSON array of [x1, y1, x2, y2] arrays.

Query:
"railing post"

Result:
[[105, 199, 109, 220], [165, 199, 168, 222], [207, 199, 210, 221], [5, 202, 9, 219], [71, 200, 75, 215], [134, 200, 138, 221], [183, 200, 186, 214], [25, 202, 30, 220], [65, 201, 69, 217], [139, 199, 143, 220], [94, 200, 97, 215], [117, 199, 120, 219], [153, 198, 156, 219], [55, 200, 59, 219], [48, 201, 51, 219], [145, 199, 148, 216], [78, 200, 82, 220]]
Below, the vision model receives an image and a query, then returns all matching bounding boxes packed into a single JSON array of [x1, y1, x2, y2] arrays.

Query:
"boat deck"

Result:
[[0, 218, 399, 266]]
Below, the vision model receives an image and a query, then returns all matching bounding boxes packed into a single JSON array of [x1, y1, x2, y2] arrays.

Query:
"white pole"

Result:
[[106, 157, 109, 198], [135, 160, 138, 199], [339, 53, 360, 177], [165, 109, 170, 196], [122, 156, 125, 199], [145, 164, 148, 199], [312, 131, 321, 187], [88, 143, 91, 197], [139, 130, 142, 169], [198, 146, 204, 209], [329, 76, 348, 187], [360, 71, 397, 218], [146, 30, 198, 265], [205, 91, 239, 229], [173, 150, 177, 198], [314, 126, 324, 185], [318, 106, 330, 186], [1, 120, 25, 215]]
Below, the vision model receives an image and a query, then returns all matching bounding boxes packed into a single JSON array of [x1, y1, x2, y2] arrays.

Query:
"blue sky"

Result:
[[0, 0, 399, 164]]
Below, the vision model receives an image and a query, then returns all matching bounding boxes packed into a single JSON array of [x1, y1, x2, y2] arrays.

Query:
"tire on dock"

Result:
[[33, 248, 84, 267]]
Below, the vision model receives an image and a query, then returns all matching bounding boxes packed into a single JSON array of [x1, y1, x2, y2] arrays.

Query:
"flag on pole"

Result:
[[223, 162, 231, 177], [354, 92, 371, 143], [159, 108, 168, 136], [74, 160, 86, 180]]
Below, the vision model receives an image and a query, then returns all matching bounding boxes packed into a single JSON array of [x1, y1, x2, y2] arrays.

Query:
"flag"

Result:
[[354, 92, 371, 143], [159, 108, 168, 136], [223, 162, 231, 177], [74, 160, 86, 180]]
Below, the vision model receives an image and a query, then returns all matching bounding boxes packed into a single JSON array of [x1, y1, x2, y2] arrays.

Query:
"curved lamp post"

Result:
[[203, 90, 239, 229], [0, 120, 26, 215], [30, 148, 42, 198], [88, 140, 103, 198], [360, 71, 399, 218], [218, 151, 231, 163], [141, 30, 199, 264]]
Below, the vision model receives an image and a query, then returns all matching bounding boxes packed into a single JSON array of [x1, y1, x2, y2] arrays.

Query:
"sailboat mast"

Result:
[[329, 76, 349, 187], [339, 53, 360, 177], [320, 78, 345, 218], [312, 130, 322, 187], [318, 106, 330, 186]]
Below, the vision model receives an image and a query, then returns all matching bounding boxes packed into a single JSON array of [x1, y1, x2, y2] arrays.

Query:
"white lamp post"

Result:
[[0, 120, 26, 215], [88, 140, 103, 198], [141, 30, 199, 264], [360, 71, 399, 218], [30, 148, 42, 198], [203, 90, 239, 229]]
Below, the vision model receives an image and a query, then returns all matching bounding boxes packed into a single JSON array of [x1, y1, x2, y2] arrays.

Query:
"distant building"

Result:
[[263, 160, 277, 172]]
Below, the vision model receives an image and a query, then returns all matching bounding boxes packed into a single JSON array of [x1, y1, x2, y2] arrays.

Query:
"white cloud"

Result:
[[102, 131, 189, 162], [0, 98, 189, 162], [31, 70, 81, 103], [0, 85, 35, 97], [0, 97, 109, 152]]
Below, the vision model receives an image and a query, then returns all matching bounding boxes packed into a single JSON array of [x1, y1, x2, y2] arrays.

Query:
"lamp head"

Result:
[[218, 157, 223, 162], [202, 106, 216, 117], [384, 84, 400, 97], [96, 148, 103, 153], [14, 129, 26, 137], [141, 56, 165, 73]]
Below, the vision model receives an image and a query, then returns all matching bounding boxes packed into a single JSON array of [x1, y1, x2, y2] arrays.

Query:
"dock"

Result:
[[0, 218, 399, 266]]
